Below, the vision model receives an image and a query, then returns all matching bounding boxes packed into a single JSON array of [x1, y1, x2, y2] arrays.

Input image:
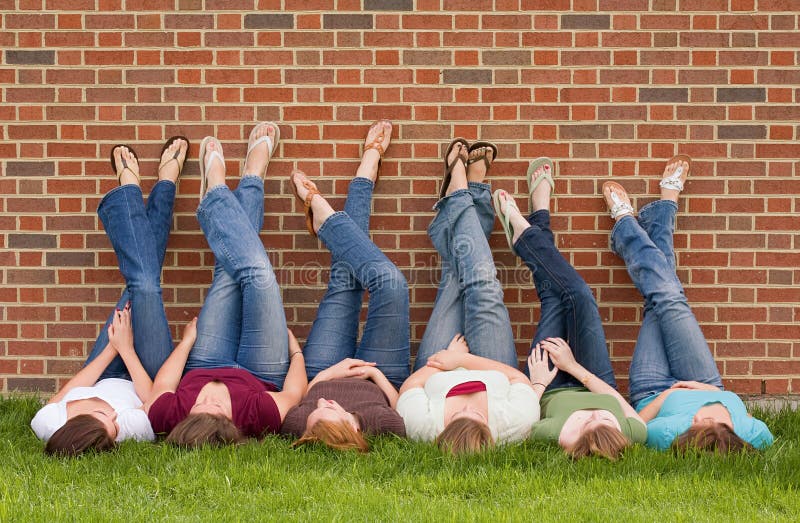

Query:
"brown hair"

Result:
[[567, 424, 631, 460], [436, 417, 494, 455], [293, 420, 369, 453], [44, 414, 116, 457], [165, 413, 244, 448], [672, 422, 753, 454]]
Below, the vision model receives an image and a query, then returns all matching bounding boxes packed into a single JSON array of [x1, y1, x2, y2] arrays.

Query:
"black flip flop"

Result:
[[109, 144, 140, 184], [158, 135, 190, 177], [467, 141, 499, 171], [440, 138, 469, 199]]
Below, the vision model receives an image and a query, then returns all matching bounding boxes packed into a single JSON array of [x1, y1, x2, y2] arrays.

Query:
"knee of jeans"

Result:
[[240, 263, 278, 289], [128, 277, 162, 295], [371, 265, 408, 296]]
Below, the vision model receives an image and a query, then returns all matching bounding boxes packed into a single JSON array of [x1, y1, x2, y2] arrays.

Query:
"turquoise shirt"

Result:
[[637, 390, 773, 450]]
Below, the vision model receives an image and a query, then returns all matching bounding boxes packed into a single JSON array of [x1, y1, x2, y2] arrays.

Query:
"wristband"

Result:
[[531, 382, 547, 388], [290, 351, 303, 359]]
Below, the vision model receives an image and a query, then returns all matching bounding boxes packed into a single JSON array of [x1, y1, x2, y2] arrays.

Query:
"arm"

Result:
[[108, 307, 153, 403], [143, 318, 197, 413], [541, 337, 644, 423], [638, 388, 678, 422], [49, 343, 118, 404], [398, 365, 439, 395], [428, 351, 531, 386], [364, 367, 400, 408], [269, 330, 307, 421]]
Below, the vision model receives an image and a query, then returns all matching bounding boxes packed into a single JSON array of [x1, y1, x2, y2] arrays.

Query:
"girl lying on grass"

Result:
[[493, 158, 646, 460], [280, 121, 409, 452], [144, 124, 306, 447], [32, 138, 189, 456], [396, 139, 540, 455], [603, 156, 773, 452]]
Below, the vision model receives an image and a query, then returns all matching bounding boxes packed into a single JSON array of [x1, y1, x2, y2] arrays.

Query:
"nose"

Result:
[[317, 398, 329, 408], [111, 411, 118, 422]]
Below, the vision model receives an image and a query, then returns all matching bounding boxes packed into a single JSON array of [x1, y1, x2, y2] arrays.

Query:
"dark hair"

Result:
[[436, 417, 494, 455], [672, 422, 753, 454], [567, 424, 630, 460], [293, 420, 369, 452], [165, 413, 244, 448], [45, 414, 116, 457]]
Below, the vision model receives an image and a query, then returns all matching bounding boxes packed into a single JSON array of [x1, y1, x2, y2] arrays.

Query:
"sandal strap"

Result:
[[609, 192, 634, 219], [116, 155, 140, 183], [247, 135, 275, 158], [364, 141, 384, 157], [659, 166, 685, 192], [203, 150, 225, 174]]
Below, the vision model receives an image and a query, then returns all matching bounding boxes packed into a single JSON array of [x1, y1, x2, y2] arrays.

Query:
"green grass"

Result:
[[2, 397, 799, 522]]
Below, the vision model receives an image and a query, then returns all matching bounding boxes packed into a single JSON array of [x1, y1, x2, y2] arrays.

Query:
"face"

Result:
[[692, 404, 732, 428], [88, 409, 119, 440], [190, 395, 232, 419], [559, 409, 621, 449], [306, 398, 358, 431], [448, 403, 488, 426]]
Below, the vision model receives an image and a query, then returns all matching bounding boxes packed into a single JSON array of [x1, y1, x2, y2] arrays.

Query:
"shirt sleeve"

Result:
[[30, 403, 65, 441], [624, 417, 648, 444], [529, 418, 562, 441], [645, 416, 680, 450], [744, 417, 774, 449], [396, 387, 438, 441], [116, 408, 155, 442], [280, 404, 313, 437], [147, 392, 179, 435], [493, 383, 540, 444]]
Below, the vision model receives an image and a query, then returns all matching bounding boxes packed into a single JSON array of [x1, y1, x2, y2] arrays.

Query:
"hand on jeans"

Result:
[[182, 317, 198, 345], [539, 337, 579, 374], [108, 303, 134, 355], [528, 344, 557, 388], [446, 334, 470, 354], [426, 349, 464, 371], [670, 380, 720, 391], [322, 359, 377, 380]]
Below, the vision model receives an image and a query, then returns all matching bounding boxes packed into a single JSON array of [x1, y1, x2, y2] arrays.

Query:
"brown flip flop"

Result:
[[440, 138, 469, 199], [289, 170, 322, 238], [466, 141, 498, 172], [158, 136, 190, 179], [109, 144, 141, 185]]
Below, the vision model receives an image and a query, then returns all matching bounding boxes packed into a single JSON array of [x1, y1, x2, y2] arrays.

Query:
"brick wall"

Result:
[[1, 1, 798, 395]]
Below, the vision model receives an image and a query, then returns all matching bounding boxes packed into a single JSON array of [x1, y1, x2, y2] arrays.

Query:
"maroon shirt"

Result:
[[148, 368, 280, 438]]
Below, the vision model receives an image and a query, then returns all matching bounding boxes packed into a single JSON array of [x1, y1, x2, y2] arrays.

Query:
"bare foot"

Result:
[[113, 146, 140, 186], [498, 191, 531, 244], [466, 147, 494, 184], [243, 123, 276, 178], [204, 140, 226, 191], [357, 119, 392, 182], [529, 163, 553, 212], [660, 157, 689, 203], [445, 142, 468, 196], [158, 138, 188, 183], [291, 170, 335, 233]]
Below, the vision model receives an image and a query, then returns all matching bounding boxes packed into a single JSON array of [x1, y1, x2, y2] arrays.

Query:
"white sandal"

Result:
[[198, 136, 225, 200], [602, 181, 634, 220], [659, 154, 692, 192], [244, 121, 280, 178]]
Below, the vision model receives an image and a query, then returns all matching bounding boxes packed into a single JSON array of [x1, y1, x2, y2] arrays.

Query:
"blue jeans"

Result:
[[610, 200, 723, 406], [90, 181, 176, 379], [514, 210, 616, 390], [415, 184, 517, 370], [303, 178, 410, 389], [186, 176, 290, 388]]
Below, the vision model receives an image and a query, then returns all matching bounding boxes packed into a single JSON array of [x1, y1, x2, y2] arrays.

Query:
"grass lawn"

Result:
[[2, 396, 799, 522]]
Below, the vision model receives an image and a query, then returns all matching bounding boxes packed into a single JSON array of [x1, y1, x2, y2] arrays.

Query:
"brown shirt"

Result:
[[280, 378, 406, 437]]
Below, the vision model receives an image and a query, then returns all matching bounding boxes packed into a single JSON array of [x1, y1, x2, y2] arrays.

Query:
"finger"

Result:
[[426, 360, 442, 369]]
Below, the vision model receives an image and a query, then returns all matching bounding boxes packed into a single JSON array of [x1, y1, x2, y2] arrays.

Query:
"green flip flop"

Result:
[[492, 189, 520, 254], [526, 157, 555, 206]]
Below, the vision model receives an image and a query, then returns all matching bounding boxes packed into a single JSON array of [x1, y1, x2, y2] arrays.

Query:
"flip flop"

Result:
[[439, 138, 469, 199], [660, 154, 692, 192], [289, 170, 322, 238], [602, 181, 634, 220], [198, 136, 225, 201], [467, 141, 499, 171], [492, 189, 520, 253], [363, 119, 392, 184], [244, 122, 280, 178], [109, 144, 141, 185], [526, 157, 555, 206], [157, 135, 190, 179]]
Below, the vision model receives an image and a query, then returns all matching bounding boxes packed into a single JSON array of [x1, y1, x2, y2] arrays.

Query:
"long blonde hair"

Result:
[[436, 418, 494, 455]]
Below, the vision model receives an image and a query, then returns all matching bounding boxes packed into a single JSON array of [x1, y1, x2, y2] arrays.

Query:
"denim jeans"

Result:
[[89, 181, 176, 379], [610, 200, 722, 406], [187, 176, 290, 388], [415, 183, 517, 370], [303, 178, 410, 389], [514, 210, 616, 390]]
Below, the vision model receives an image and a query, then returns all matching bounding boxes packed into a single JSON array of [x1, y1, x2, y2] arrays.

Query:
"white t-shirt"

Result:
[[30, 378, 155, 442], [396, 369, 540, 443]]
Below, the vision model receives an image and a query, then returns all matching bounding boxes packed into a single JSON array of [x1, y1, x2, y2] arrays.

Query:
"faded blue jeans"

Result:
[[186, 176, 290, 389], [415, 184, 517, 370], [91, 181, 176, 379], [515, 210, 616, 390], [303, 178, 410, 389], [611, 200, 722, 407]]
